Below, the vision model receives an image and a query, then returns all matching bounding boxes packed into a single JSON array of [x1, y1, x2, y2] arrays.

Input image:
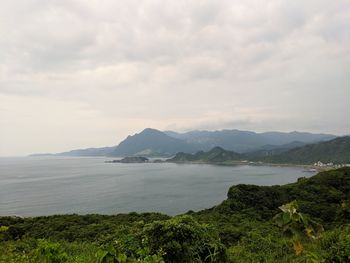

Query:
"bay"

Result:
[[0, 157, 315, 216]]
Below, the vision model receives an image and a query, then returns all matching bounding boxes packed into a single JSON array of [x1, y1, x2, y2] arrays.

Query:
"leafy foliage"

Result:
[[273, 201, 323, 255], [143, 215, 226, 262], [35, 239, 69, 263]]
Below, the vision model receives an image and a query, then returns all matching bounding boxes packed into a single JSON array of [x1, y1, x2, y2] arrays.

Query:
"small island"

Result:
[[105, 156, 149, 163]]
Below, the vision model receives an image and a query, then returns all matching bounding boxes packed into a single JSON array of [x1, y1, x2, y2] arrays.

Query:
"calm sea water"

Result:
[[0, 157, 315, 216]]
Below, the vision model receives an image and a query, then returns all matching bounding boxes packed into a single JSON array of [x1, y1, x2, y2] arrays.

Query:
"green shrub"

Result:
[[35, 239, 69, 263], [318, 225, 350, 262], [143, 215, 226, 263], [228, 227, 293, 262]]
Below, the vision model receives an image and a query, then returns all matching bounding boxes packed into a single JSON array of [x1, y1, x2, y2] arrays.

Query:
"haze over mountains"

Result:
[[34, 128, 336, 157], [164, 130, 335, 153]]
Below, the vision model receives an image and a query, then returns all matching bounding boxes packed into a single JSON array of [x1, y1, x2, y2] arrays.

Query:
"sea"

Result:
[[0, 157, 316, 216]]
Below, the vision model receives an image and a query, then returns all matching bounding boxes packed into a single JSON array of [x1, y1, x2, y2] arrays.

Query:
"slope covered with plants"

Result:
[[259, 136, 350, 164], [168, 136, 350, 165], [167, 146, 242, 163]]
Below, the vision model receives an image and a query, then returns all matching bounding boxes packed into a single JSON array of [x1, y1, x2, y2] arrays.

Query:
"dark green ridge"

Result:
[[167, 146, 242, 163], [258, 136, 350, 164]]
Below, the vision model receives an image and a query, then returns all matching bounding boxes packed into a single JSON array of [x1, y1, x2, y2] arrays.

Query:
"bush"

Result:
[[318, 225, 350, 262], [228, 227, 293, 262], [143, 215, 226, 263], [35, 239, 69, 263]]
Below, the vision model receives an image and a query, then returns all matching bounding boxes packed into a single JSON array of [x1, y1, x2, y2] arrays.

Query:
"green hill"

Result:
[[200, 167, 350, 224], [167, 137, 350, 165], [167, 146, 242, 163], [260, 136, 350, 164]]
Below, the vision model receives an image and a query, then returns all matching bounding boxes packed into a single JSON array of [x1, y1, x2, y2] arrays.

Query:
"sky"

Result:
[[0, 0, 349, 156]]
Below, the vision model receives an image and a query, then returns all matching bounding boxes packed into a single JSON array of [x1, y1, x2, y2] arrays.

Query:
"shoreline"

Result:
[[166, 160, 332, 172]]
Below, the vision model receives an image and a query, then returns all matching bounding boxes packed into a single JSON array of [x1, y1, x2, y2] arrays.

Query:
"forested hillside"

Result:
[[167, 146, 242, 163], [167, 136, 350, 166], [260, 136, 350, 164]]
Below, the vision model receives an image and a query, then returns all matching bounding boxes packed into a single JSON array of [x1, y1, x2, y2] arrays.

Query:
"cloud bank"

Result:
[[0, 0, 349, 155]]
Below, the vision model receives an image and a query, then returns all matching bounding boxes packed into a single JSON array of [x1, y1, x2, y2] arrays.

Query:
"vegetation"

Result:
[[106, 157, 149, 163], [167, 136, 350, 165], [167, 147, 241, 163], [259, 136, 350, 164], [1, 167, 350, 262]]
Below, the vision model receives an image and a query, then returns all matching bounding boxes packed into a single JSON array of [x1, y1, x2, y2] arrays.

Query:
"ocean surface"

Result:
[[0, 157, 316, 216]]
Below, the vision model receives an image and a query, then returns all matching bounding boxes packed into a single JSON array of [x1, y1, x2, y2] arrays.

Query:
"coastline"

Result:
[[166, 160, 331, 172]]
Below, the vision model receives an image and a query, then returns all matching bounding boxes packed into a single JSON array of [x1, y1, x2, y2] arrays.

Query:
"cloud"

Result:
[[0, 0, 349, 155]]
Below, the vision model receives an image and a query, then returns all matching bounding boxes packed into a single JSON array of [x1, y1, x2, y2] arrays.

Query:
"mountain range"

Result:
[[32, 128, 336, 157], [260, 136, 350, 164], [167, 136, 350, 165], [164, 129, 335, 153], [108, 128, 197, 157]]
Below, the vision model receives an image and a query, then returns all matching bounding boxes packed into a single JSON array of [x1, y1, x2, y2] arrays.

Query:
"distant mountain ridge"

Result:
[[260, 136, 350, 164], [57, 146, 116, 157], [30, 128, 337, 157], [168, 136, 350, 165], [108, 128, 198, 157], [245, 141, 308, 158], [29, 146, 116, 157], [164, 130, 336, 153]]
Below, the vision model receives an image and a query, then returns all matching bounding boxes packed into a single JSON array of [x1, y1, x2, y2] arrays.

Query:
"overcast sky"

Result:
[[0, 0, 349, 156]]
